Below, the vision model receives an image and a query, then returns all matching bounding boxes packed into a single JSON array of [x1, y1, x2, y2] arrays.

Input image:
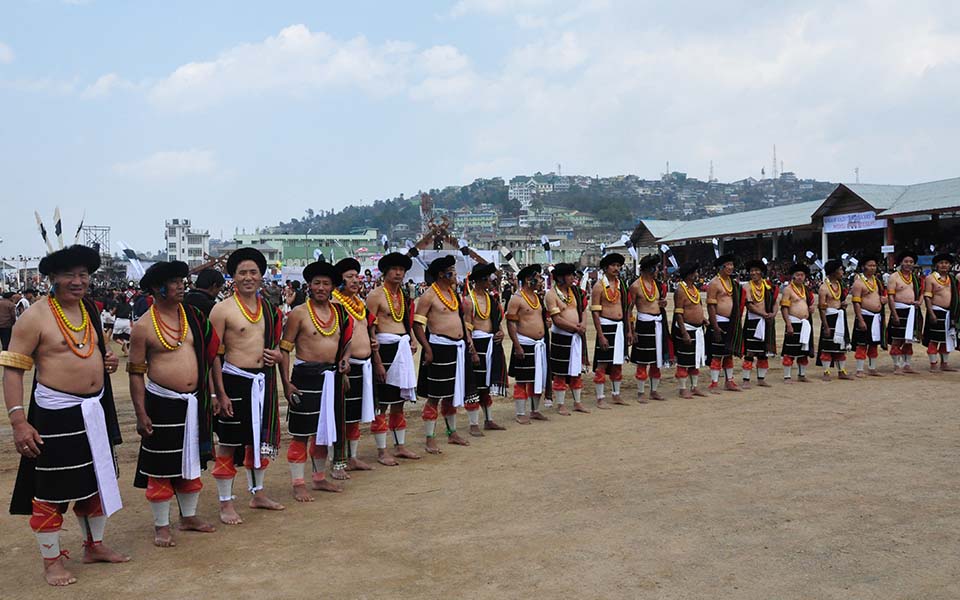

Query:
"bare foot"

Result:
[[515, 415, 531, 424], [596, 399, 612, 410], [740, 381, 752, 390], [377, 452, 400, 466], [249, 493, 285, 510], [855, 371, 865, 378], [346, 457, 374, 471], [292, 483, 315, 502], [868, 370, 883, 377], [679, 390, 693, 399], [311, 478, 343, 492], [691, 388, 708, 397], [941, 364, 958, 372], [783, 378, 796, 385], [612, 396, 630, 406], [425, 438, 443, 454], [394, 445, 421, 459], [557, 405, 571, 416], [929, 364, 940, 373], [822, 373, 832, 381], [43, 557, 76, 587], [724, 381, 742, 392], [154, 525, 176, 548], [484, 420, 506, 431], [447, 432, 470, 446], [219, 500, 243, 525], [838, 372, 854, 380], [330, 467, 351, 481], [650, 391, 666, 401], [757, 379, 772, 387], [797, 375, 810, 383], [708, 384, 722, 395], [902, 365, 916, 374], [82, 542, 130, 564], [469, 424, 485, 437], [636, 395, 650, 404], [573, 402, 591, 413], [893, 367, 904, 376], [178, 516, 216, 533]]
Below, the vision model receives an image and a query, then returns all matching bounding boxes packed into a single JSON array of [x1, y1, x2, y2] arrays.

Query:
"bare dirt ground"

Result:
[[1, 321, 959, 599]]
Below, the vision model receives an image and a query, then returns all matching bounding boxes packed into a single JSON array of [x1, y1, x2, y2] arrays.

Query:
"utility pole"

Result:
[[772, 145, 778, 179]]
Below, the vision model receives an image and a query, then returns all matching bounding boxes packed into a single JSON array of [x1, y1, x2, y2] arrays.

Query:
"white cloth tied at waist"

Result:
[[826, 307, 846, 345], [894, 302, 917, 342], [350, 357, 375, 423], [788, 316, 812, 350], [931, 305, 956, 353], [516, 333, 548, 394], [747, 311, 766, 341], [429, 334, 466, 407], [222, 361, 266, 469], [861, 308, 882, 343], [472, 330, 495, 387], [550, 325, 583, 376], [636, 312, 663, 368], [684, 323, 707, 368], [599, 316, 625, 365], [34, 384, 122, 517], [376, 333, 417, 401], [145, 381, 200, 481]]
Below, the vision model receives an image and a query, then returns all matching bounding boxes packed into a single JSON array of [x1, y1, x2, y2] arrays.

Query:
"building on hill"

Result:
[[234, 229, 379, 267], [453, 206, 498, 232]]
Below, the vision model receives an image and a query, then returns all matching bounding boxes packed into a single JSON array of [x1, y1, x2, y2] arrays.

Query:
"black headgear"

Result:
[[599, 253, 625, 270], [426, 255, 456, 277], [552, 262, 577, 280], [140, 261, 189, 293], [38, 245, 101, 276], [303, 261, 342, 286], [378, 252, 412, 273], [334, 258, 362, 276], [468, 263, 497, 282], [638, 255, 660, 271], [743, 259, 767, 273], [714, 254, 736, 269], [516, 264, 542, 283], [226, 247, 267, 277]]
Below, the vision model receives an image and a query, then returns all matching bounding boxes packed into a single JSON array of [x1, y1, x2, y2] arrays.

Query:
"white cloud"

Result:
[[0, 42, 13, 64], [112, 149, 217, 181], [81, 73, 135, 99]]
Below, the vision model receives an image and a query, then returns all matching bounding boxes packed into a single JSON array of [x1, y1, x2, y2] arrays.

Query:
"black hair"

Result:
[[194, 269, 225, 289]]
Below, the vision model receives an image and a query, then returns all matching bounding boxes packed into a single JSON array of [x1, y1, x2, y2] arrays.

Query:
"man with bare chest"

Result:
[[780, 263, 815, 383], [816, 259, 853, 381], [333, 258, 376, 471], [672, 263, 708, 398], [740, 260, 777, 388], [507, 264, 550, 423], [414, 255, 477, 454], [128, 261, 218, 547], [462, 262, 508, 433], [279, 261, 353, 501], [591, 253, 628, 408], [367, 253, 420, 465], [850, 256, 886, 377], [706, 254, 744, 394], [209, 248, 285, 524], [922, 253, 958, 372], [628, 255, 669, 402], [3, 245, 127, 586], [887, 251, 923, 374], [545, 262, 590, 415]]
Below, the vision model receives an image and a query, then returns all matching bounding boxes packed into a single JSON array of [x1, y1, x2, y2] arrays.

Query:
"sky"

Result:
[[2, 0, 960, 257]]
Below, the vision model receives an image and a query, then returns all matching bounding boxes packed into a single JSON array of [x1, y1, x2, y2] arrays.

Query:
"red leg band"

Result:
[[388, 411, 406, 431], [30, 500, 64, 533], [174, 477, 203, 494], [146, 477, 175, 502], [855, 346, 867, 360], [782, 356, 795, 367], [74, 495, 104, 518], [371, 413, 389, 434], [570, 376, 583, 390], [798, 357, 809, 366], [635, 365, 648, 381], [610, 365, 623, 382], [868, 345, 878, 358], [346, 422, 361, 441], [676, 366, 688, 379], [650, 366, 661, 378], [243, 446, 269, 469], [439, 399, 457, 417], [308, 437, 327, 459], [710, 357, 721, 369], [552, 375, 569, 391], [742, 361, 754, 370], [212, 454, 237, 479], [421, 402, 438, 421]]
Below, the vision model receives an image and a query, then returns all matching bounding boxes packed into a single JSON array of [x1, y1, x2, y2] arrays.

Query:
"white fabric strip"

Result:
[[636, 312, 663, 368], [861, 308, 882, 343], [377, 333, 417, 400], [826, 307, 846, 345], [747, 311, 766, 341], [428, 334, 466, 407], [34, 384, 122, 517], [788, 316, 812, 350], [550, 325, 582, 376], [931, 306, 955, 353], [472, 330, 495, 387], [684, 323, 707, 367], [599, 316, 625, 365], [314, 369, 338, 445], [350, 357, 375, 423], [517, 334, 548, 394], [145, 380, 200, 481], [222, 361, 266, 469], [894, 302, 917, 342]]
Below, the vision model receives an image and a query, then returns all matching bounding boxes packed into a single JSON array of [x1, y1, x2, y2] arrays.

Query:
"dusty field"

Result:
[[1, 321, 959, 599]]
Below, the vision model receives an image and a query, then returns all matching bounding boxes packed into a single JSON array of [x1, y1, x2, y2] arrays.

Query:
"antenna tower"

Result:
[[854, 167, 860, 183], [771, 145, 778, 179], [709, 160, 715, 183], [557, 163, 562, 177]]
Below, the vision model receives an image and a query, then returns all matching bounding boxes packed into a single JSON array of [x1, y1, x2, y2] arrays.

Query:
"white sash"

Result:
[[517, 333, 548, 394], [684, 323, 707, 367], [747, 311, 766, 341], [314, 368, 338, 446], [550, 325, 582, 376], [145, 381, 200, 481], [472, 330, 495, 387], [895, 302, 917, 342], [599, 316, 625, 365], [429, 334, 466, 407], [636, 312, 663, 368], [34, 384, 122, 517], [861, 309, 882, 343], [826, 307, 846, 345], [931, 306, 956, 353], [377, 333, 417, 401], [222, 361, 266, 468], [788, 316, 812, 350], [350, 357, 375, 423]]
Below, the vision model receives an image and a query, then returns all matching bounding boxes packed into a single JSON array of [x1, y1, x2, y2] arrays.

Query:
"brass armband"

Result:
[[126, 362, 148, 375], [706, 299, 718, 305], [851, 296, 862, 303], [780, 299, 792, 307], [818, 303, 828, 310], [505, 314, 520, 322], [217, 345, 225, 355], [279, 339, 295, 353], [549, 307, 561, 316], [924, 291, 934, 298], [413, 314, 428, 326], [0, 351, 34, 371], [465, 323, 475, 332], [372, 316, 379, 325], [674, 308, 685, 314], [589, 304, 602, 312]]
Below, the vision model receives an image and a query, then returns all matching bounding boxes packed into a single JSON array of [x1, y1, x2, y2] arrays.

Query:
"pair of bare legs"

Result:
[[154, 515, 216, 548], [43, 518, 130, 587]]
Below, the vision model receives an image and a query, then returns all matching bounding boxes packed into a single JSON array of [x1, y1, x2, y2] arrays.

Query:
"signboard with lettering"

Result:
[[881, 244, 895, 254], [823, 211, 887, 233]]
